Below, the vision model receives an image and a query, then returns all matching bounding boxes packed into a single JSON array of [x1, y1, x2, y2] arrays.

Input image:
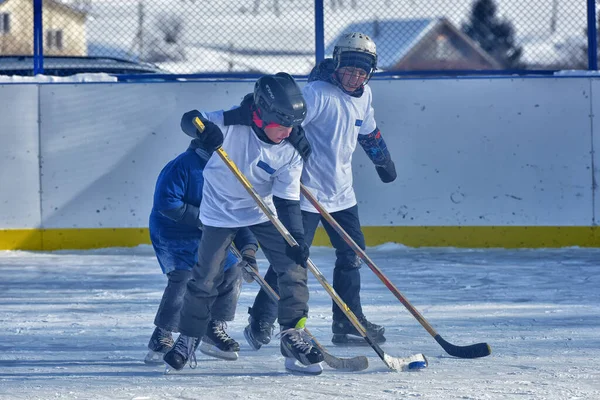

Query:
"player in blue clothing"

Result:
[[145, 139, 258, 363]]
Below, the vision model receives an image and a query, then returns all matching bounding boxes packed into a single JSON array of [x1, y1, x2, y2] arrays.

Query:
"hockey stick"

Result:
[[300, 184, 491, 359], [231, 249, 369, 371], [193, 117, 426, 372]]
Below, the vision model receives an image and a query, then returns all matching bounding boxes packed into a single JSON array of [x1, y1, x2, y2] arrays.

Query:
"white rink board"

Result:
[[0, 77, 596, 230], [590, 79, 600, 227], [38, 82, 254, 228], [0, 85, 41, 228], [359, 78, 593, 226]]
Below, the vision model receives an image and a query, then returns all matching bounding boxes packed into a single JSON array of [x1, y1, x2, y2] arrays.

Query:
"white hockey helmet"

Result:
[[332, 32, 378, 77]]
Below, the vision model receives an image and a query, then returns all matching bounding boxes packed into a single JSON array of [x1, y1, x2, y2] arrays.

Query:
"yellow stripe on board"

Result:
[[313, 226, 600, 248], [0, 230, 43, 250], [0, 228, 151, 251], [1, 226, 600, 251]]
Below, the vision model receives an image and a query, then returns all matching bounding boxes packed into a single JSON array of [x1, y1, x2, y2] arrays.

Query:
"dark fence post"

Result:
[[314, 0, 324, 65], [33, 0, 44, 74], [587, 0, 597, 70]]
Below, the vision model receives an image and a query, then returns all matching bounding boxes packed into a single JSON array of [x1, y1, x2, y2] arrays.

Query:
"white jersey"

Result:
[[300, 81, 377, 213], [199, 110, 304, 228]]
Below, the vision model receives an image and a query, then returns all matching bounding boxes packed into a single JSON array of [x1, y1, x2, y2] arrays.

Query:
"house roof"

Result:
[[326, 18, 438, 69], [326, 18, 501, 70], [0, 0, 87, 16]]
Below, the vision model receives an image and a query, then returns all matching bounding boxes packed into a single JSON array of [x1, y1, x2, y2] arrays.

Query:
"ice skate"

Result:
[[279, 317, 324, 375], [332, 315, 386, 346], [144, 327, 174, 364], [199, 320, 240, 361], [243, 310, 274, 350], [163, 334, 199, 373]]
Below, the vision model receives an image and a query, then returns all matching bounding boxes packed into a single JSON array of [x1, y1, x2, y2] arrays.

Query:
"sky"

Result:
[[1, 244, 599, 399]]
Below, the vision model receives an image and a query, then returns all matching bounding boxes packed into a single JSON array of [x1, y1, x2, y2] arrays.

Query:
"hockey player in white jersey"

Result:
[[245, 32, 397, 347], [163, 73, 324, 375]]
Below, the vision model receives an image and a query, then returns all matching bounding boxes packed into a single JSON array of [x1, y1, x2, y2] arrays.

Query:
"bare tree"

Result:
[[252, 0, 281, 16], [144, 12, 186, 62], [156, 13, 184, 44], [330, 0, 344, 11]]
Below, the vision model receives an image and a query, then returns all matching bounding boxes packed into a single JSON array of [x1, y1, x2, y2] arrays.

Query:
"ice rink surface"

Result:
[[1, 244, 599, 399]]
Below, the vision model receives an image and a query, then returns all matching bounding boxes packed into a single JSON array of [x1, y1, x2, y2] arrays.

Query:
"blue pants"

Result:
[[249, 205, 366, 325]]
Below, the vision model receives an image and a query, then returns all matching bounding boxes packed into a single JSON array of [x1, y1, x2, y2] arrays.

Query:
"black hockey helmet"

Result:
[[253, 72, 306, 127]]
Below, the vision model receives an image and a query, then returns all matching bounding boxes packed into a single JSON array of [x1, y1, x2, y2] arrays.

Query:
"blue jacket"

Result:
[[149, 144, 257, 274]]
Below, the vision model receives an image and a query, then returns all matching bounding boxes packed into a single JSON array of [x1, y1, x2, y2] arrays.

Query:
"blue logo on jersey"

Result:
[[257, 160, 276, 174], [355, 119, 363, 127]]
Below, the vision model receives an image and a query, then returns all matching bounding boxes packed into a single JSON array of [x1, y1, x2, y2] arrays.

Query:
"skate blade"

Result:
[[331, 334, 386, 346], [284, 358, 323, 376], [243, 326, 262, 351], [144, 350, 165, 364], [199, 342, 239, 361]]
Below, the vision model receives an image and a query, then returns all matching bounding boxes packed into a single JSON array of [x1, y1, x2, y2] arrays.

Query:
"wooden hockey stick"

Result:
[[300, 184, 491, 359], [193, 117, 426, 371]]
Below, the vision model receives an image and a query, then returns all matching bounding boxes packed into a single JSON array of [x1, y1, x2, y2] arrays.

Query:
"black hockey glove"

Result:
[[198, 120, 223, 151], [181, 111, 223, 151], [240, 246, 258, 283], [286, 126, 312, 161], [180, 109, 203, 138], [285, 237, 310, 268], [376, 159, 397, 183]]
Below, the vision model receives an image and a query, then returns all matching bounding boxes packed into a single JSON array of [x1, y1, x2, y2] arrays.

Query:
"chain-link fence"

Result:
[[0, 0, 597, 77]]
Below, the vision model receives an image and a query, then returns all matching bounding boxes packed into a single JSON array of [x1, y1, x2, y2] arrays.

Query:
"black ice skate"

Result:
[[279, 317, 324, 375], [163, 334, 199, 373], [199, 320, 240, 361], [144, 327, 174, 364], [331, 315, 386, 345], [243, 309, 274, 350]]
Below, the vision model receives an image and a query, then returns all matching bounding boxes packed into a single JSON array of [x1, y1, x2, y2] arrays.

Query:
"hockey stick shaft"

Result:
[[300, 184, 491, 359], [192, 117, 400, 370]]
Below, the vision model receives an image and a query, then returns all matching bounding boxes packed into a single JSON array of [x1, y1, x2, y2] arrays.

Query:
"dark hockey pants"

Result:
[[249, 205, 366, 325], [179, 222, 309, 338]]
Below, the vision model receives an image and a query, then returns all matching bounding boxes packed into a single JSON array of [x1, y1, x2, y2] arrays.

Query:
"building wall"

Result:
[[0, 0, 86, 56], [43, 2, 86, 56], [0, 0, 33, 54], [0, 77, 599, 250]]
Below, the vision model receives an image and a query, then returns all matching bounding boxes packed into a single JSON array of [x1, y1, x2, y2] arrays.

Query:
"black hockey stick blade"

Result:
[[435, 335, 491, 359]]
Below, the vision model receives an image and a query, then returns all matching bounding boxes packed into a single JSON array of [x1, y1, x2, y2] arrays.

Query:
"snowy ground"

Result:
[[1, 244, 599, 400]]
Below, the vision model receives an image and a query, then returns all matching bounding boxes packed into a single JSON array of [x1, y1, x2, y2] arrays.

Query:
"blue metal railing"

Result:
[[587, 0, 598, 70], [33, 0, 43, 74], [22, 1, 600, 79]]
